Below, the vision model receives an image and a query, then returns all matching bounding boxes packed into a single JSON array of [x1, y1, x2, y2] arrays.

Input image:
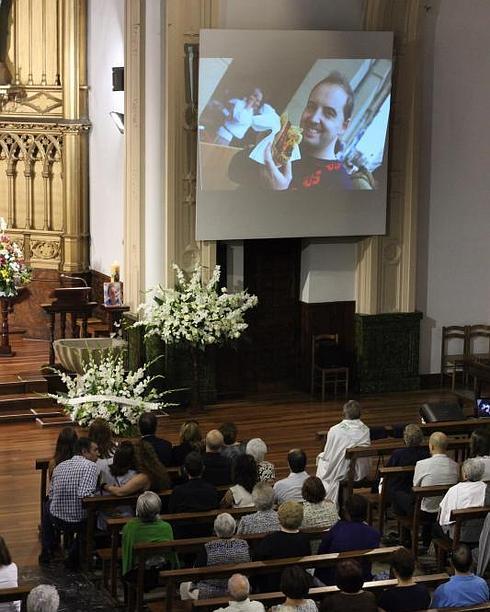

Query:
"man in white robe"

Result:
[[316, 400, 370, 504], [439, 457, 487, 542]]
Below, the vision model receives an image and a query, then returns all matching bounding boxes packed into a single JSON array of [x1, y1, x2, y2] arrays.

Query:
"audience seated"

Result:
[[301, 476, 339, 530], [221, 454, 257, 508], [214, 574, 265, 612], [180, 513, 250, 600], [122, 491, 177, 587], [254, 501, 310, 592], [271, 566, 316, 612], [320, 559, 377, 612], [236, 483, 280, 535], [139, 412, 172, 466], [26, 585, 60, 612], [431, 543, 489, 608], [220, 422, 245, 463], [439, 457, 489, 545], [470, 430, 490, 481], [382, 424, 429, 504], [377, 547, 430, 612], [393, 431, 459, 548], [171, 420, 203, 466], [0, 536, 20, 612], [48, 426, 78, 479], [168, 452, 219, 538], [103, 439, 170, 496], [315, 495, 380, 586], [39, 437, 99, 569], [88, 417, 116, 479], [202, 430, 232, 486], [273, 449, 309, 504], [246, 438, 276, 482], [316, 400, 371, 503]]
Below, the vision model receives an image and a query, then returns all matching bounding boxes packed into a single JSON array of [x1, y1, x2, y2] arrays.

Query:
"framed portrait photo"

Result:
[[103, 281, 123, 306]]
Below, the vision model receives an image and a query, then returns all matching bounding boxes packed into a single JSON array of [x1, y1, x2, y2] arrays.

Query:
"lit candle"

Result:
[[0, 217, 6, 233]]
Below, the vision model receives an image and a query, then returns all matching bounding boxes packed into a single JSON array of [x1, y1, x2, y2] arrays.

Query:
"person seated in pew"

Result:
[[271, 565, 317, 612], [470, 429, 490, 481], [171, 420, 203, 467], [88, 417, 117, 480], [377, 547, 430, 612], [203, 430, 232, 487], [431, 543, 489, 608], [316, 400, 371, 505], [168, 452, 220, 538], [26, 584, 60, 612], [236, 482, 280, 535], [393, 431, 459, 548], [301, 476, 339, 530], [246, 438, 276, 482], [102, 440, 170, 497], [438, 457, 490, 546], [48, 426, 78, 479], [314, 495, 380, 586], [122, 491, 177, 589], [214, 574, 265, 612], [273, 449, 309, 504], [180, 513, 250, 600], [139, 412, 173, 467], [0, 536, 20, 612], [320, 559, 377, 612], [221, 454, 258, 509], [254, 501, 311, 592], [220, 422, 246, 464], [39, 437, 99, 569]]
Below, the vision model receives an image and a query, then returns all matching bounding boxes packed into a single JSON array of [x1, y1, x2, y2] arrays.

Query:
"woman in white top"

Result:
[[221, 454, 258, 508], [271, 566, 317, 612], [0, 536, 20, 612]]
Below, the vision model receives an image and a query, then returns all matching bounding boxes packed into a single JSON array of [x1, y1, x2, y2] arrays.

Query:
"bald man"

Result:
[[394, 431, 459, 547], [202, 429, 231, 486], [214, 574, 265, 612]]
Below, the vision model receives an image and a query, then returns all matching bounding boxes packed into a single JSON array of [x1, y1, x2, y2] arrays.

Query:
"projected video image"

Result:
[[199, 58, 392, 192], [476, 399, 490, 418]]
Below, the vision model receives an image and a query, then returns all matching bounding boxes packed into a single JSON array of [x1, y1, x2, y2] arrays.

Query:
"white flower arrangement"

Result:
[[135, 264, 258, 348], [49, 351, 171, 435], [0, 217, 31, 297]]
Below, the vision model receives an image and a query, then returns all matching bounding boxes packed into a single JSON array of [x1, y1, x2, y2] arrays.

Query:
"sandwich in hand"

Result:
[[271, 113, 303, 166]]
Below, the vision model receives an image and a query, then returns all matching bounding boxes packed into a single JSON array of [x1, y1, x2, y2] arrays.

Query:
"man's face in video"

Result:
[[300, 83, 349, 158]]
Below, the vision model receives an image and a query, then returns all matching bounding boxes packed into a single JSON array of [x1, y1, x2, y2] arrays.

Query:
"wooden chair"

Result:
[[468, 324, 490, 361], [311, 334, 349, 400], [441, 325, 469, 390]]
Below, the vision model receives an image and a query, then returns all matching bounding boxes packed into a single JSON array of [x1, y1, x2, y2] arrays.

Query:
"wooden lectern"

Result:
[[42, 287, 97, 365]]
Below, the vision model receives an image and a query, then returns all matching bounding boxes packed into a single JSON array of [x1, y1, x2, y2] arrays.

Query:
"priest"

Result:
[[316, 400, 371, 505]]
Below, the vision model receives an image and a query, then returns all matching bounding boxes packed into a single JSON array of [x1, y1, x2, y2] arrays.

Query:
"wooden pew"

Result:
[[191, 573, 450, 612], [103, 507, 258, 596], [155, 546, 400, 612], [377, 465, 415, 533], [0, 584, 35, 612]]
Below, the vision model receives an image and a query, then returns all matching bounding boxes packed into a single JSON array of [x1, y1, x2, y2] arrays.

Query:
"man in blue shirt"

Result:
[[431, 544, 489, 608]]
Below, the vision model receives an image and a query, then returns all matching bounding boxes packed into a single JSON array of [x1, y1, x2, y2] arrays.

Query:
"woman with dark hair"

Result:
[[470, 429, 490, 480], [320, 559, 377, 612], [301, 476, 339, 529], [378, 547, 430, 612], [171, 420, 203, 466], [271, 566, 316, 612], [221, 454, 258, 508], [88, 417, 117, 479], [0, 535, 20, 612], [102, 441, 138, 486], [48, 426, 78, 477], [103, 440, 170, 497]]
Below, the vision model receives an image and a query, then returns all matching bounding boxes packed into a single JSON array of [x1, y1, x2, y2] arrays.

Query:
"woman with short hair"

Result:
[[470, 430, 490, 480], [301, 476, 339, 529], [26, 585, 60, 612], [0, 536, 20, 612], [180, 513, 250, 600], [171, 420, 203, 466], [378, 547, 430, 612], [320, 559, 377, 612], [237, 482, 280, 534], [246, 438, 275, 482], [271, 566, 316, 612], [221, 454, 258, 508]]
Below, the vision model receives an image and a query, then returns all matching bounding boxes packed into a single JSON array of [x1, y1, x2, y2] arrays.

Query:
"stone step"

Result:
[[35, 413, 73, 428], [0, 373, 48, 395], [0, 393, 54, 412]]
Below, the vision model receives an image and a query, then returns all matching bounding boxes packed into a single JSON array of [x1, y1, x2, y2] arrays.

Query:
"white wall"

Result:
[[218, 0, 363, 304], [87, 0, 125, 277], [417, 0, 490, 372]]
